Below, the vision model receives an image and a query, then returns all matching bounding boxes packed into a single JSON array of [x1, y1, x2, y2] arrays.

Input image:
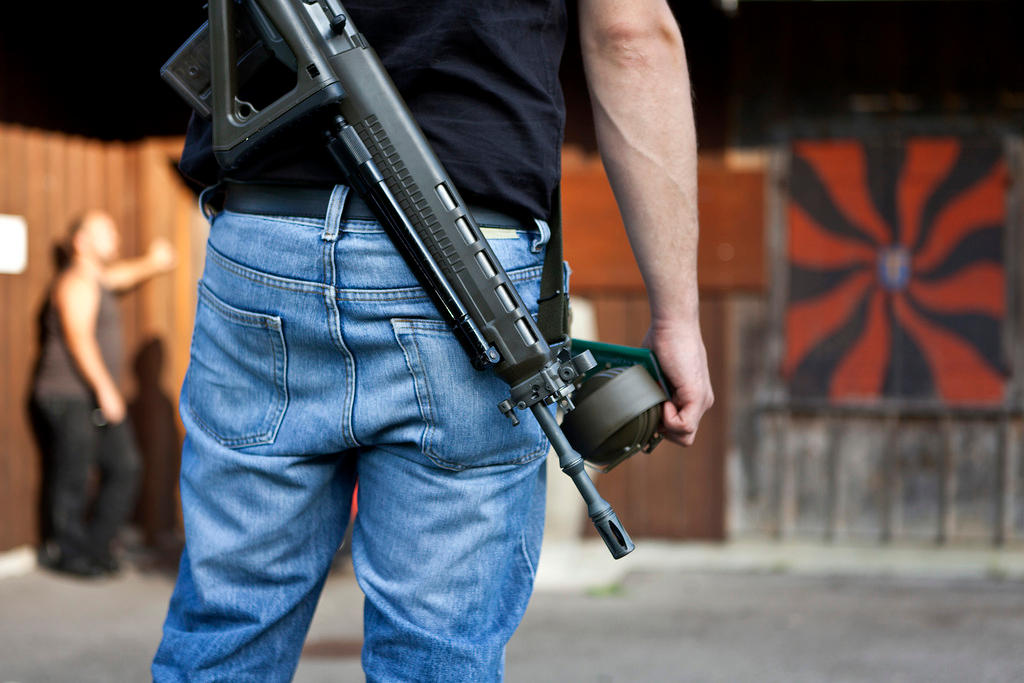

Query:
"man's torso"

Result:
[[179, 0, 568, 221]]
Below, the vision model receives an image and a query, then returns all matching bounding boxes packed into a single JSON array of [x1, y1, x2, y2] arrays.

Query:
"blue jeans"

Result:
[[153, 186, 551, 681]]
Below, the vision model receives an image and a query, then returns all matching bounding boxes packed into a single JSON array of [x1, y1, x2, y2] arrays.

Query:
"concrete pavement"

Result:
[[2, 541, 1024, 682]]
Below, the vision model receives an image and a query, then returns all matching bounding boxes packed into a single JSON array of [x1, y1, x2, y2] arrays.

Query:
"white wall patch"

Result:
[[0, 214, 28, 274]]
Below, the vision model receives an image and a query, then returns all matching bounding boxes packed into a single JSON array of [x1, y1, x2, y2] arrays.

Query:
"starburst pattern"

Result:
[[784, 138, 1009, 405]]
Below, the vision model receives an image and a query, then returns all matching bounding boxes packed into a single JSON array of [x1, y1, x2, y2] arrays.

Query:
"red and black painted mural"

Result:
[[784, 138, 1010, 405]]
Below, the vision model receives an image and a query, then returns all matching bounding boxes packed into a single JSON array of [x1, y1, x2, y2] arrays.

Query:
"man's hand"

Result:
[[643, 321, 714, 447]]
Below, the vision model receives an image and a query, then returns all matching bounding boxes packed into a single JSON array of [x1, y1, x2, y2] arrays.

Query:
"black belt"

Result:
[[222, 182, 531, 230]]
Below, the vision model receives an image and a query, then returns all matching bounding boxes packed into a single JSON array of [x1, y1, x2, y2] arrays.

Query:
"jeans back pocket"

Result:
[[186, 283, 288, 448], [391, 318, 550, 470]]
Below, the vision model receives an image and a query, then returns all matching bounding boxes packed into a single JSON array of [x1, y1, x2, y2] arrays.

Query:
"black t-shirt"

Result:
[[180, 1, 568, 221]]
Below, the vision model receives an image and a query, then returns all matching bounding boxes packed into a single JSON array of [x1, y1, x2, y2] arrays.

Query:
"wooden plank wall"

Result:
[[562, 148, 765, 295], [0, 126, 195, 553], [131, 138, 204, 546]]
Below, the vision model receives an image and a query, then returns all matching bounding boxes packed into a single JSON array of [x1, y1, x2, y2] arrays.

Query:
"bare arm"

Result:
[[54, 271, 125, 423], [103, 238, 176, 292], [579, 0, 713, 445]]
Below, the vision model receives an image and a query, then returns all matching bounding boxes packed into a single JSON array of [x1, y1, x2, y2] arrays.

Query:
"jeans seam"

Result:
[[425, 441, 549, 472], [221, 210, 391, 232], [392, 322, 433, 455], [207, 239, 543, 302], [197, 283, 281, 329], [334, 265, 544, 303], [339, 220, 384, 231], [520, 530, 536, 581], [410, 336, 436, 460], [221, 208, 323, 229], [321, 288, 345, 354], [207, 244, 327, 294], [313, 190, 366, 447], [324, 288, 362, 448]]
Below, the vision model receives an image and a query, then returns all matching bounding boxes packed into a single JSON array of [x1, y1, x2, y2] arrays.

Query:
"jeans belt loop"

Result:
[[531, 218, 551, 254], [322, 185, 349, 242], [199, 182, 224, 221]]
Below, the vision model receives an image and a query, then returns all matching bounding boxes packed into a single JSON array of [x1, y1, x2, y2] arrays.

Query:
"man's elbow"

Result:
[[582, 7, 684, 71]]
